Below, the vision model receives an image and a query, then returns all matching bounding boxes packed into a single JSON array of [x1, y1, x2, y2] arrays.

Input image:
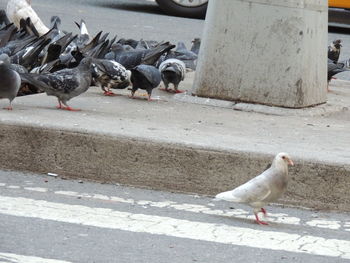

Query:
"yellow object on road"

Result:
[[329, 0, 350, 9]]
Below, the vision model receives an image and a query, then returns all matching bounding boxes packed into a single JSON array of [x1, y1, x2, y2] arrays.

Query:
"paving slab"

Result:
[[0, 73, 349, 211]]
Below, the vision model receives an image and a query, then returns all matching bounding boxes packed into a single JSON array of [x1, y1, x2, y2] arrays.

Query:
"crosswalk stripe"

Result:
[[53, 190, 347, 230], [0, 252, 72, 263], [1, 182, 349, 231], [0, 195, 349, 259]]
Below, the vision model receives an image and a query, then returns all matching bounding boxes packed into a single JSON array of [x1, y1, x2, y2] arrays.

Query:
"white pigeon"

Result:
[[7, 0, 49, 36], [215, 152, 294, 225]]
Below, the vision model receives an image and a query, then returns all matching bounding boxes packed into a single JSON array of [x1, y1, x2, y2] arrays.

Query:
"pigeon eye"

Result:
[[282, 156, 286, 159]]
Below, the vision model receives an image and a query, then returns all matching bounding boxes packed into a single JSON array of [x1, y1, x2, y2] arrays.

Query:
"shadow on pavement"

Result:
[[92, 1, 165, 16]]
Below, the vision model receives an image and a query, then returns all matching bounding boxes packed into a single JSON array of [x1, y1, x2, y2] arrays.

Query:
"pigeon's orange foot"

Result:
[[175, 89, 185, 93], [104, 91, 117, 96], [256, 219, 269, 225], [3, 106, 13, 110], [62, 106, 81, 111], [255, 213, 268, 225], [56, 105, 63, 109]]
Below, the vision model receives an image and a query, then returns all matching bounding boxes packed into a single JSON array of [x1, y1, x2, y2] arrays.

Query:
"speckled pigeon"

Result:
[[328, 39, 342, 63], [20, 57, 93, 111], [91, 58, 131, 96]]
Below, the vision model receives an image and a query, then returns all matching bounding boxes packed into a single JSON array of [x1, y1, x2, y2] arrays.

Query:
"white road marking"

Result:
[[7, 185, 20, 189], [306, 220, 341, 230], [54, 190, 302, 224], [0, 195, 349, 260], [53, 190, 349, 231], [23, 187, 48, 192], [0, 252, 72, 263], [344, 223, 350, 232], [0, 183, 349, 232]]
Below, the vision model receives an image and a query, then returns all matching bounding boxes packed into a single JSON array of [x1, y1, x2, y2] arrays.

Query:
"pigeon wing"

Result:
[[228, 177, 272, 204], [216, 171, 272, 204], [34, 70, 79, 93]]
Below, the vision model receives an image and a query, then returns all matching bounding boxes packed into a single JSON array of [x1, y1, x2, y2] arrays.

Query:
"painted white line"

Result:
[[54, 190, 348, 231], [53, 190, 301, 224], [0, 195, 349, 260], [306, 220, 341, 230], [0, 252, 72, 263], [1, 183, 349, 232], [7, 185, 20, 189], [23, 187, 48, 192]]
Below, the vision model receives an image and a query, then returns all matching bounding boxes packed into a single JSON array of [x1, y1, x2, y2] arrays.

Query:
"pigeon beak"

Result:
[[288, 159, 294, 166]]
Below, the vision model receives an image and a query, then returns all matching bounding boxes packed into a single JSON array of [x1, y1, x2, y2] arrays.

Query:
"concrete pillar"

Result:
[[192, 0, 328, 108]]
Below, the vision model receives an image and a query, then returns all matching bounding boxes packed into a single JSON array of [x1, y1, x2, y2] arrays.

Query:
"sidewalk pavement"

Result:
[[0, 72, 349, 211]]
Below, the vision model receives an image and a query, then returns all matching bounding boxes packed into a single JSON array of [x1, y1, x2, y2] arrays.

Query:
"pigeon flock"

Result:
[[0, 0, 199, 110]]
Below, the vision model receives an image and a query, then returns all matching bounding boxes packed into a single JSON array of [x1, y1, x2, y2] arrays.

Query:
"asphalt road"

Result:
[[0, 170, 350, 263], [0, 0, 204, 47]]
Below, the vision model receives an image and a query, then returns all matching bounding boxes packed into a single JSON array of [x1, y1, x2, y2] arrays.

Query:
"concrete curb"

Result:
[[1, 123, 349, 212]]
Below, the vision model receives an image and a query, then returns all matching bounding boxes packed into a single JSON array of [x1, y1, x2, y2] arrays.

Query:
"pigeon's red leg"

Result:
[[103, 90, 117, 96], [56, 100, 63, 109], [254, 212, 268, 225], [175, 89, 185, 93], [147, 94, 154, 101], [261, 208, 267, 216], [62, 106, 81, 111], [60, 102, 81, 111], [3, 105, 13, 110]]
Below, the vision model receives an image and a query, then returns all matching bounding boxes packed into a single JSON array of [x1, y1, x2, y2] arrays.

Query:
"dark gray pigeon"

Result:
[[20, 57, 93, 111], [327, 58, 349, 91], [91, 58, 131, 96], [0, 23, 17, 48], [0, 55, 21, 110], [105, 42, 175, 69], [0, 9, 10, 28], [159, 58, 186, 93], [130, 64, 161, 101], [328, 39, 342, 63]]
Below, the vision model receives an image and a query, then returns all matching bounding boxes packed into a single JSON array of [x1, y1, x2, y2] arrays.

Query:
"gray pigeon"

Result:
[[159, 58, 186, 93], [190, 38, 201, 55], [327, 58, 349, 91], [105, 42, 175, 69], [130, 64, 161, 101], [20, 57, 93, 111], [0, 55, 21, 110], [0, 53, 28, 73], [215, 152, 294, 225]]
